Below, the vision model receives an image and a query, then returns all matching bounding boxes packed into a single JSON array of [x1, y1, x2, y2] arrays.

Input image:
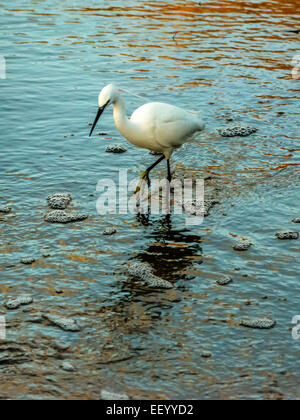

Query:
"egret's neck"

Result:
[[113, 95, 131, 136]]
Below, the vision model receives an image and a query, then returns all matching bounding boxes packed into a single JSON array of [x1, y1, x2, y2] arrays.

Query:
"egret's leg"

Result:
[[167, 159, 172, 183], [146, 155, 165, 176], [135, 155, 165, 194]]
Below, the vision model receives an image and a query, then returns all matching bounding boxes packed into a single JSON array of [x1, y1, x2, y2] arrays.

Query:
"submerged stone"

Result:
[[128, 262, 173, 289], [5, 295, 33, 310], [106, 145, 127, 153], [47, 193, 72, 210], [220, 125, 257, 137], [61, 361, 76, 372], [43, 314, 81, 332], [240, 318, 276, 329], [44, 210, 88, 224], [276, 230, 299, 240]]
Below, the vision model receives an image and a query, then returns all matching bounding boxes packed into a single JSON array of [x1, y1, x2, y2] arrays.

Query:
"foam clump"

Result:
[[128, 262, 173, 289], [101, 389, 129, 400], [240, 318, 276, 329], [220, 125, 257, 137], [106, 145, 127, 153], [44, 210, 88, 224], [47, 193, 72, 210], [43, 314, 81, 332], [276, 230, 299, 240], [5, 295, 33, 310]]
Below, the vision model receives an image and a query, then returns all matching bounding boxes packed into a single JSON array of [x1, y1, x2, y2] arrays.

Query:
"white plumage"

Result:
[[89, 84, 205, 184]]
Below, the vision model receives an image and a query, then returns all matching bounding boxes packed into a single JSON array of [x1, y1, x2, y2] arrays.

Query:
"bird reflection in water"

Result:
[[134, 214, 203, 283]]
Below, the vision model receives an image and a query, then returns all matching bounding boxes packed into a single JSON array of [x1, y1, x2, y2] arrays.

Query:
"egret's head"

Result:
[[98, 83, 119, 107], [89, 84, 119, 137]]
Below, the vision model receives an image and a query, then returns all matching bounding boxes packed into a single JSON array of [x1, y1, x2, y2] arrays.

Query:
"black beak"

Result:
[[89, 104, 107, 137]]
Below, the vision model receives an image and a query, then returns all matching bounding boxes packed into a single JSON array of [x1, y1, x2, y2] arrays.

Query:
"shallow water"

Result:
[[0, 0, 300, 400]]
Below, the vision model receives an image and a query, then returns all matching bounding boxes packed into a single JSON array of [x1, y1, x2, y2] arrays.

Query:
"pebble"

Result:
[[5, 295, 33, 310], [43, 314, 81, 332], [201, 351, 212, 358], [47, 193, 72, 210], [0, 206, 12, 214], [217, 275, 232, 286], [240, 318, 276, 329], [102, 228, 117, 236], [128, 262, 173, 289], [55, 288, 64, 294], [44, 210, 88, 224], [101, 390, 129, 400], [61, 361, 76, 372], [275, 230, 299, 240], [220, 125, 257, 137], [233, 239, 252, 251], [20, 257, 36, 265], [106, 145, 127, 153]]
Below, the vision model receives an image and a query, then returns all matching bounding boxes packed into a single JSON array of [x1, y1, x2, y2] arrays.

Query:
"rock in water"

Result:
[[101, 389, 129, 400], [44, 210, 88, 224], [0, 206, 12, 214], [43, 314, 81, 332], [276, 230, 299, 240], [5, 295, 33, 310], [233, 239, 252, 251], [200, 351, 212, 358], [220, 125, 257, 137], [128, 262, 173, 289], [183, 199, 219, 217], [102, 228, 117, 236], [20, 257, 36, 265], [217, 275, 232, 286], [47, 193, 72, 210], [240, 318, 276, 329], [106, 145, 127, 153]]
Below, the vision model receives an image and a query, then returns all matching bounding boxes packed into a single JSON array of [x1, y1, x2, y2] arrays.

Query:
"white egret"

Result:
[[89, 84, 205, 188]]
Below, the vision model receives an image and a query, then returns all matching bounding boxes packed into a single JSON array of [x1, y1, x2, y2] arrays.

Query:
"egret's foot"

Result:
[[134, 170, 150, 194]]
